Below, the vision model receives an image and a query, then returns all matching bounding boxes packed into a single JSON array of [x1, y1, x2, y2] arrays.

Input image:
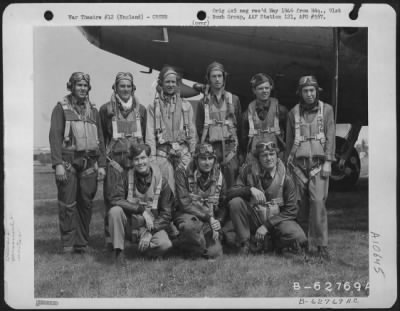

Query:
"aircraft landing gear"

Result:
[[330, 136, 361, 189], [330, 123, 362, 190]]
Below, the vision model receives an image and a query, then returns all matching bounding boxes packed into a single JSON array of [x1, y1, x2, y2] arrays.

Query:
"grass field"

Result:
[[34, 165, 369, 298]]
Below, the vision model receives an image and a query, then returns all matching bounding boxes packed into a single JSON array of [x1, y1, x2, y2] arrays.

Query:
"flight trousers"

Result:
[[292, 158, 329, 252], [211, 140, 239, 189], [228, 197, 307, 250], [56, 164, 98, 249], [108, 206, 172, 257]]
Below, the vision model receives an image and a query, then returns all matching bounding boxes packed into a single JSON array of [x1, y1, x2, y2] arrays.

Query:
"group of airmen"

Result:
[[49, 61, 335, 265]]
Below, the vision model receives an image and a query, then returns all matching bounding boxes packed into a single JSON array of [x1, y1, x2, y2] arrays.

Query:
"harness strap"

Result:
[[201, 101, 210, 143], [277, 164, 286, 204], [135, 108, 142, 138], [152, 176, 163, 211], [248, 100, 280, 138], [61, 99, 73, 144], [155, 98, 163, 131], [274, 103, 281, 135]]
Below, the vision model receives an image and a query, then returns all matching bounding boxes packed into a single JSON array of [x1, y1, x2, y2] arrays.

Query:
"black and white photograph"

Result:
[[3, 3, 397, 309]]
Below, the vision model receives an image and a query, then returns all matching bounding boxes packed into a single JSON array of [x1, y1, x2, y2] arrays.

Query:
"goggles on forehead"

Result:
[[255, 141, 279, 153], [195, 144, 216, 157], [298, 75, 319, 87]]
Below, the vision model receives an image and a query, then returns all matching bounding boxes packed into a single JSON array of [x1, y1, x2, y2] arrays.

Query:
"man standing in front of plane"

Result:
[[286, 75, 335, 262], [146, 66, 197, 194], [49, 72, 106, 254], [196, 61, 242, 188], [241, 73, 288, 163], [99, 72, 147, 249]]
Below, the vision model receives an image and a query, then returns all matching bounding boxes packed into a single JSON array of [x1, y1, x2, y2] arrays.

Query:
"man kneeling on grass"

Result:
[[227, 141, 307, 256], [106, 143, 175, 264], [173, 143, 227, 258]]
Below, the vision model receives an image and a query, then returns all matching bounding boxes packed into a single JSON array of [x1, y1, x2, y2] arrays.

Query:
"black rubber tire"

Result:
[[330, 136, 361, 190]]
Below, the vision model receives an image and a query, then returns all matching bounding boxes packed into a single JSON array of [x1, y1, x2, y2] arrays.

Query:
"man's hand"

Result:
[[210, 217, 221, 231], [250, 187, 266, 204], [212, 230, 219, 241], [321, 161, 332, 179], [142, 209, 154, 231], [55, 164, 67, 183], [97, 167, 106, 181], [138, 231, 152, 252], [255, 225, 268, 242]]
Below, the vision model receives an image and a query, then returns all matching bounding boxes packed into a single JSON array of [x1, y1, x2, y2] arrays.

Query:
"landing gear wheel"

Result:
[[330, 136, 361, 190]]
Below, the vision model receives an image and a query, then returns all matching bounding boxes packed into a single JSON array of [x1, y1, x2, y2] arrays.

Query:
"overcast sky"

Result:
[[34, 27, 367, 148]]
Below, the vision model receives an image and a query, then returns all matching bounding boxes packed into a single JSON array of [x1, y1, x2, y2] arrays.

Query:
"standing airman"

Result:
[[286, 75, 335, 262], [49, 72, 106, 254], [146, 66, 197, 193], [196, 61, 242, 188], [99, 72, 147, 248]]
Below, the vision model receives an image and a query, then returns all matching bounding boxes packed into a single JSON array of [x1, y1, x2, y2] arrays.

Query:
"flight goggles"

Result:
[[297, 75, 322, 93], [254, 141, 279, 155], [195, 143, 216, 158]]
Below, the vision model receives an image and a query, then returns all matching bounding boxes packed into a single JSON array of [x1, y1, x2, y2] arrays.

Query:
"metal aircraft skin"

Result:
[[79, 26, 368, 186]]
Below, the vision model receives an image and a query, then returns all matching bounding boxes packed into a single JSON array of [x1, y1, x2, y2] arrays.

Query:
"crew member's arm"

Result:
[[99, 104, 111, 149], [145, 102, 157, 156], [285, 109, 295, 162], [93, 107, 106, 168], [215, 176, 227, 224], [107, 166, 146, 214], [233, 95, 242, 154], [324, 104, 336, 161], [152, 178, 174, 232], [49, 103, 65, 169], [138, 104, 147, 143], [196, 99, 205, 142], [186, 101, 198, 154], [174, 166, 211, 222], [278, 103, 288, 142], [264, 174, 297, 230], [224, 164, 253, 202], [240, 109, 249, 158]]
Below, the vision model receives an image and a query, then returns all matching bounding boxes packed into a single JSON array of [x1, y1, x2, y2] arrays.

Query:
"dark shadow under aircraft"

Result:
[[79, 26, 367, 188]]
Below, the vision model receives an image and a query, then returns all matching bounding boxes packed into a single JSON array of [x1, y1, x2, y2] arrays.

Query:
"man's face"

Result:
[[72, 80, 89, 100], [259, 151, 277, 171], [133, 150, 150, 174], [197, 155, 215, 173], [162, 74, 178, 95], [301, 86, 317, 105], [253, 81, 272, 101], [116, 79, 133, 101], [209, 70, 224, 90]]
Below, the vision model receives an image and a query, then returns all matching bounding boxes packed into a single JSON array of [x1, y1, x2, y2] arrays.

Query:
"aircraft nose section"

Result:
[[78, 26, 102, 48]]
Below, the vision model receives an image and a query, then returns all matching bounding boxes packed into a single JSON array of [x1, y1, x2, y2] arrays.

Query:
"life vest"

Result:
[[290, 101, 326, 159], [105, 95, 143, 155], [187, 165, 223, 218], [247, 98, 280, 151], [154, 94, 192, 146], [247, 159, 286, 221], [60, 95, 99, 153], [201, 90, 237, 143], [127, 163, 163, 214]]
